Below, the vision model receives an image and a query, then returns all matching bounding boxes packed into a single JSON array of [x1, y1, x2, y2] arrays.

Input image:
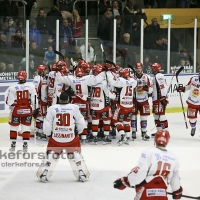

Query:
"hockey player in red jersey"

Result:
[[107, 68, 137, 145], [177, 68, 200, 136], [131, 62, 152, 141], [36, 91, 90, 183], [33, 65, 48, 141], [6, 71, 37, 152], [114, 129, 183, 200], [90, 64, 116, 144], [150, 63, 168, 133]]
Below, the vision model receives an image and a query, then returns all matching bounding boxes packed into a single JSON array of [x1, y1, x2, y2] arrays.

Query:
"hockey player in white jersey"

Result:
[[114, 129, 183, 200], [90, 64, 116, 144], [33, 65, 48, 141], [6, 71, 37, 152], [150, 63, 168, 133], [36, 91, 90, 183], [107, 68, 137, 145], [131, 62, 153, 141], [177, 69, 200, 136], [56, 67, 105, 143]]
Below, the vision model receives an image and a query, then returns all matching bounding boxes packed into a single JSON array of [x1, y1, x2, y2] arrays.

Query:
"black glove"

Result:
[[113, 177, 130, 190], [142, 85, 149, 91], [176, 84, 185, 92], [160, 96, 168, 107], [172, 186, 183, 199], [32, 108, 39, 118]]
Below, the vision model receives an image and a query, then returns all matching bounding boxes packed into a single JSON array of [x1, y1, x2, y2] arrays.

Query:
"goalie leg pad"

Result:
[[36, 151, 59, 182], [68, 151, 90, 182]]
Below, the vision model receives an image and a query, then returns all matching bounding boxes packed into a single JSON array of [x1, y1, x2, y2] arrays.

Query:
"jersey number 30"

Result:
[[56, 113, 70, 126]]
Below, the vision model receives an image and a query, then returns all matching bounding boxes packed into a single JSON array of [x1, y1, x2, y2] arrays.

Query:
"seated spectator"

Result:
[[0, 34, 9, 63], [80, 42, 94, 63], [97, 11, 113, 41], [16, 21, 25, 36], [35, 8, 47, 35], [41, 35, 56, 52], [99, 0, 111, 16], [178, 0, 192, 8], [0, 0, 19, 22], [7, 63, 14, 72], [30, 40, 43, 66], [143, 55, 151, 74], [0, 34, 7, 50], [0, 62, 7, 72], [155, 0, 168, 8], [44, 45, 56, 65], [11, 29, 23, 48], [178, 48, 193, 66], [4, 17, 16, 47], [143, 0, 155, 8], [29, 20, 41, 47], [72, 9, 83, 38], [111, 0, 123, 17], [144, 18, 161, 49]]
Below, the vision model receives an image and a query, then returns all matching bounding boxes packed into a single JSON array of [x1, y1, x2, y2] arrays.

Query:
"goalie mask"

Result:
[[155, 130, 170, 147]]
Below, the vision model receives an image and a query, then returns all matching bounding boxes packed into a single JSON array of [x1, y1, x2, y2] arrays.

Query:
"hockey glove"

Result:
[[113, 177, 130, 190], [32, 108, 39, 118], [142, 85, 149, 91], [176, 84, 185, 92], [172, 186, 183, 199], [160, 96, 168, 107]]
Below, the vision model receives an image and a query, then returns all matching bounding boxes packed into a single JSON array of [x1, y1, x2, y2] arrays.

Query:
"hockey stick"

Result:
[[167, 192, 200, 199], [94, 54, 96, 65], [53, 50, 65, 61], [150, 68, 176, 132], [176, 66, 188, 129], [101, 44, 106, 63]]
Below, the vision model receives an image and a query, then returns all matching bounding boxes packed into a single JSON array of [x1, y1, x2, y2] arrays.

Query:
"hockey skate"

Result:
[[78, 169, 87, 182], [23, 142, 28, 153], [40, 169, 48, 183], [124, 137, 130, 145], [93, 136, 98, 145], [86, 134, 94, 142], [142, 132, 150, 141], [97, 129, 104, 141], [81, 139, 86, 145], [103, 136, 112, 145], [191, 127, 196, 137], [109, 127, 116, 139], [118, 134, 128, 146], [151, 133, 156, 138], [132, 131, 136, 140], [9, 141, 16, 152]]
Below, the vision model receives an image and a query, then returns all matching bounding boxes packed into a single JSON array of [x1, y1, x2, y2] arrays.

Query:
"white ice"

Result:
[[0, 113, 200, 200]]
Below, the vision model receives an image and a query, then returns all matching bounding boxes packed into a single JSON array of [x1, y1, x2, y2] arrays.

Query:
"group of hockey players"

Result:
[[8, 55, 200, 198]]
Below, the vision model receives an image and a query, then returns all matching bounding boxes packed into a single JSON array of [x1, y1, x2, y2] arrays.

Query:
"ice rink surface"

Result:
[[0, 113, 200, 200]]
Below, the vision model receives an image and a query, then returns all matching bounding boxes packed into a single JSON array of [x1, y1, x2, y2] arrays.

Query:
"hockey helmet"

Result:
[[37, 65, 47, 74], [150, 63, 161, 74], [17, 70, 27, 81], [155, 130, 170, 147], [75, 68, 84, 77], [135, 62, 143, 69], [119, 68, 130, 78], [56, 60, 67, 71], [82, 63, 91, 74], [94, 64, 104, 75], [78, 59, 86, 68], [61, 65, 69, 76]]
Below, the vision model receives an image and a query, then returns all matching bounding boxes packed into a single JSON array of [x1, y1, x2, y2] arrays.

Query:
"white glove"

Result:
[[33, 2, 37, 8]]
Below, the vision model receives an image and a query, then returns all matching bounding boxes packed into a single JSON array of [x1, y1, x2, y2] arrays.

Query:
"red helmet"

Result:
[[105, 62, 115, 71], [150, 63, 161, 73], [52, 63, 57, 71], [75, 68, 84, 77], [78, 60, 86, 68], [56, 60, 67, 71], [61, 66, 69, 75], [155, 130, 170, 147], [82, 63, 91, 74], [37, 65, 47, 73], [94, 64, 104, 75], [119, 68, 130, 78], [17, 70, 27, 81], [115, 64, 120, 71], [135, 62, 143, 69]]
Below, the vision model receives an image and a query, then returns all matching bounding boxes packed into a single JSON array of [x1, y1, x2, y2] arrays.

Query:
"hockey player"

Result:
[[33, 65, 48, 140], [90, 64, 116, 144], [131, 62, 152, 141], [177, 69, 200, 136], [36, 92, 90, 183], [150, 63, 168, 133], [6, 71, 37, 152], [56, 67, 105, 143], [107, 68, 137, 145], [113, 129, 183, 200]]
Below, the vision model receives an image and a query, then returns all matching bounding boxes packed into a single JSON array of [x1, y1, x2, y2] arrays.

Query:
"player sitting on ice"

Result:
[[36, 91, 90, 183], [131, 62, 152, 141], [106, 68, 137, 145], [33, 65, 48, 141], [90, 64, 116, 144], [6, 71, 37, 153], [150, 63, 169, 137], [113, 129, 183, 200], [177, 68, 200, 136]]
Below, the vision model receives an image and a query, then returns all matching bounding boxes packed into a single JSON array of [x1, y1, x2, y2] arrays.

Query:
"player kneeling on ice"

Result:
[[113, 130, 183, 200], [177, 69, 200, 137], [36, 91, 90, 183]]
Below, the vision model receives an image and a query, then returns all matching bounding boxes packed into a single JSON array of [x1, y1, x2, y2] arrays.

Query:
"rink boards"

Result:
[[0, 74, 196, 123]]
